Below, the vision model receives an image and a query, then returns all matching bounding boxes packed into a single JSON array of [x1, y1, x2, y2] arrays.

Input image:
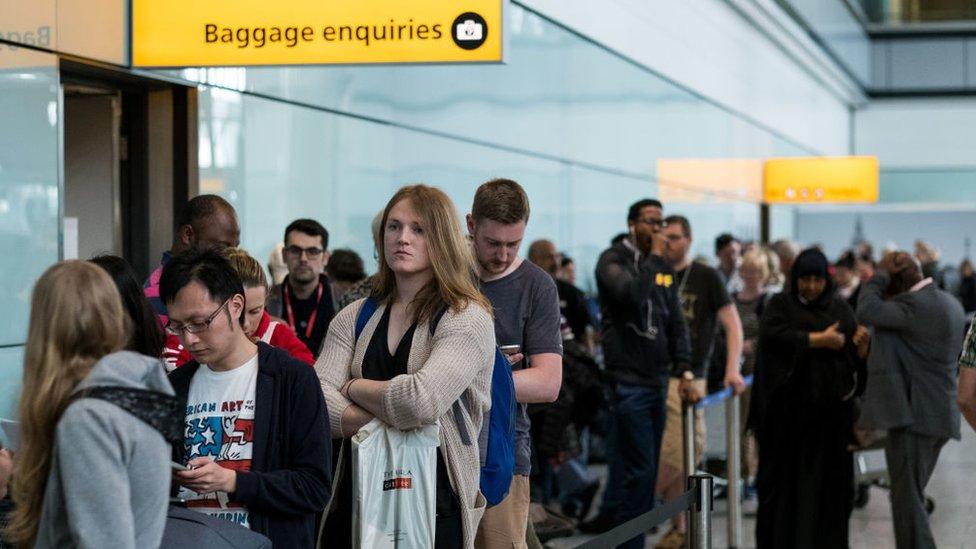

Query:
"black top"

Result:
[[962, 275, 976, 313], [675, 262, 731, 378], [594, 240, 693, 386], [556, 278, 593, 342], [361, 306, 459, 518], [280, 274, 336, 358]]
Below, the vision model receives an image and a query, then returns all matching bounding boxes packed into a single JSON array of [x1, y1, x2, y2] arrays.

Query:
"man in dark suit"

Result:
[[857, 250, 965, 549]]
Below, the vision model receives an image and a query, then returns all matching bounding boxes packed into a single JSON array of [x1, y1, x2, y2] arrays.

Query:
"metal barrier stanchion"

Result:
[[688, 474, 714, 549], [690, 375, 752, 549], [725, 394, 742, 549], [682, 401, 696, 479]]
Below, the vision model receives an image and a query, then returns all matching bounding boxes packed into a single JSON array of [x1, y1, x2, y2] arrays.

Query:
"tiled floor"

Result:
[[550, 411, 976, 548]]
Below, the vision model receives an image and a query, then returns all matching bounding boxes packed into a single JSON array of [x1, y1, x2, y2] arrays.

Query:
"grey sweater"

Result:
[[35, 351, 173, 549]]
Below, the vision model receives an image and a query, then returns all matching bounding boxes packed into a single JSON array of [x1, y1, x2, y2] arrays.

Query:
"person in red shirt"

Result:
[[223, 248, 314, 365]]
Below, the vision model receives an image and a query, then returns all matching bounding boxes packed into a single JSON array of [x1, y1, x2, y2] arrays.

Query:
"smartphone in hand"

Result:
[[499, 344, 521, 356], [171, 461, 191, 472]]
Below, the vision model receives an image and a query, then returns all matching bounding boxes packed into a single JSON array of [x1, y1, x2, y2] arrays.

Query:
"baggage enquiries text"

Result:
[[204, 20, 444, 49]]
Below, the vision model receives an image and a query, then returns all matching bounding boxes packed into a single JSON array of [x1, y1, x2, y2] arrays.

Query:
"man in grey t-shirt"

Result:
[[468, 179, 563, 549]]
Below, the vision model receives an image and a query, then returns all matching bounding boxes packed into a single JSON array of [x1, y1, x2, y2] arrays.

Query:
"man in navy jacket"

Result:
[[162, 248, 331, 549], [581, 199, 693, 548]]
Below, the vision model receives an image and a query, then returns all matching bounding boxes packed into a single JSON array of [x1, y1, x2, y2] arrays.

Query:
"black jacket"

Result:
[[595, 240, 692, 386], [169, 342, 332, 549]]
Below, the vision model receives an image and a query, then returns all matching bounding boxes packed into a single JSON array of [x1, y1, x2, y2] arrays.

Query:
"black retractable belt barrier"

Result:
[[573, 483, 703, 549]]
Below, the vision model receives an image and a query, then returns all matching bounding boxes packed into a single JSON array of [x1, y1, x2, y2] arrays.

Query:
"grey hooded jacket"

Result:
[[35, 351, 173, 549]]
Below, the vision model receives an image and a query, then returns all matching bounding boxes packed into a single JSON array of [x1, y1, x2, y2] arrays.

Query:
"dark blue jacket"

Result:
[[169, 342, 332, 549], [595, 240, 692, 386]]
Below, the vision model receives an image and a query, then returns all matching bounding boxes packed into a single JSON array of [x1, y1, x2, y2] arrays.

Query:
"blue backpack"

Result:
[[354, 297, 516, 506]]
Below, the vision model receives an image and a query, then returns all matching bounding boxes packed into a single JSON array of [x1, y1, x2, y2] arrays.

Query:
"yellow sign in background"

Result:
[[132, 0, 504, 67], [657, 158, 764, 203], [763, 156, 878, 204]]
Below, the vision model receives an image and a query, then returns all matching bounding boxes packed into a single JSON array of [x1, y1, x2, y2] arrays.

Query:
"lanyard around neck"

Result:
[[678, 261, 694, 298], [284, 281, 324, 340]]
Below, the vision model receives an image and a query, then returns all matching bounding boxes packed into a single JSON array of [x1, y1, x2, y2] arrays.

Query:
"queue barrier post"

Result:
[[725, 393, 743, 549], [688, 473, 714, 549], [683, 375, 753, 549], [682, 401, 696, 479]]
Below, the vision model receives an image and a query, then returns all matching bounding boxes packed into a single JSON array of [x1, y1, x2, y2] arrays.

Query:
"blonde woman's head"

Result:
[[7, 260, 128, 546], [221, 247, 268, 337], [740, 249, 770, 291]]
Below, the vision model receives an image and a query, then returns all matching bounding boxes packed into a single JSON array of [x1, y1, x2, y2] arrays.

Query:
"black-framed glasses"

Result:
[[636, 218, 666, 229], [165, 298, 231, 336], [284, 245, 324, 259]]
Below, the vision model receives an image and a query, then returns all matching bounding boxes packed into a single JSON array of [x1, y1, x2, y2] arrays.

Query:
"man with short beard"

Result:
[[266, 219, 337, 358], [655, 215, 743, 548], [468, 179, 563, 549]]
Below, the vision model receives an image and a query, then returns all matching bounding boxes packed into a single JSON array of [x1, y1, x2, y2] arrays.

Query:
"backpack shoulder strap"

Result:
[[354, 297, 379, 342]]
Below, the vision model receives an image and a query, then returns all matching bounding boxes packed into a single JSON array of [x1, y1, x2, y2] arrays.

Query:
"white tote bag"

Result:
[[351, 418, 439, 548]]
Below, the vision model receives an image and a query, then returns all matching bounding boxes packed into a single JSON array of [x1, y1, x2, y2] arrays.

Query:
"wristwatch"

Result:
[[682, 370, 695, 381]]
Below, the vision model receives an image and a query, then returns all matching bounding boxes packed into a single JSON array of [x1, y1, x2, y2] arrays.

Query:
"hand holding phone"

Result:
[[171, 461, 191, 472], [499, 344, 521, 355], [499, 344, 524, 366]]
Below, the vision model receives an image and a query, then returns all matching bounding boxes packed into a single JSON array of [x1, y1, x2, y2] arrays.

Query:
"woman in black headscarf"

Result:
[[750, 248, 868, 549]]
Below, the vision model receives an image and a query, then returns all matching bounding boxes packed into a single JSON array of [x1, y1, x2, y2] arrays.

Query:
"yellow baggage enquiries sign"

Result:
[[132, 0, 505, 67]]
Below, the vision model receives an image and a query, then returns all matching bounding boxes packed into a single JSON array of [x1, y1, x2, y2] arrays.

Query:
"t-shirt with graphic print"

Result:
[[179, 354, 258, 528], [675, 262, 731, 379]]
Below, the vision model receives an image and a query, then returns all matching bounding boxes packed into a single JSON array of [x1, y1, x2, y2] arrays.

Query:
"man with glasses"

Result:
[[267, 219, 336, 358], [144, 194, 241, 370], [655, 215, 744, 549], [162, 248, 332, 549], [580, 199, 692, 549]]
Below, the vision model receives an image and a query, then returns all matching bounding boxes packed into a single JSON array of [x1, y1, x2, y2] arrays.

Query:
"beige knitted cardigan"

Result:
[[315, 298, 495, 548]]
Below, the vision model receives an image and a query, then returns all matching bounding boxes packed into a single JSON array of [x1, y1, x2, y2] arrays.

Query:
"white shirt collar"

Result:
[[910, 277, 934, 293]]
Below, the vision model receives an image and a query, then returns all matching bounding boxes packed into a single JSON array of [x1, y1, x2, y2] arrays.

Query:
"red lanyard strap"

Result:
[[284, 282, 324, 340]]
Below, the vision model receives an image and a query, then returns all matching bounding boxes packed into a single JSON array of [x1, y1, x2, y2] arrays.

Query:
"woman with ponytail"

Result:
[[4, 261, 179, 548]]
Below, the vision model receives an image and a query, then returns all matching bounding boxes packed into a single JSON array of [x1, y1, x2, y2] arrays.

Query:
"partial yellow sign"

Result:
[[763, 156, 878, 204], [132, 0, 504, 67], [657, 158, 763, 203]]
